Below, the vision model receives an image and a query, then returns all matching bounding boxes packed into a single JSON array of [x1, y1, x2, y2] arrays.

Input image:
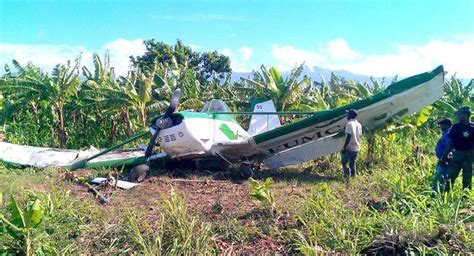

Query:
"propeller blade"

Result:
[[163, 88, 181, 118], [145, 127, 160, 157], [144, 88, 181, 158]]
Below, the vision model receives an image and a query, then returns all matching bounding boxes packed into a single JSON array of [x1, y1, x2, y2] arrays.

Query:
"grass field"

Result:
[[0, 135, 473, 255]]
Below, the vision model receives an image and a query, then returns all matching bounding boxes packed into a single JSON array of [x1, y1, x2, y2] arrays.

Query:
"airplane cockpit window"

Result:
[[201, 99, 231, 113]]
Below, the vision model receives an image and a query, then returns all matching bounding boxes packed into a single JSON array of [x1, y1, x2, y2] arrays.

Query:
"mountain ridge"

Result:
[[231, 65, 394, 84]]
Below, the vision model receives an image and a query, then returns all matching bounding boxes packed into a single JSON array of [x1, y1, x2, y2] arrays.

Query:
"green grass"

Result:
[[293, 168, 473, 254], [0, 134, 473, 255], [128, 189, 215, 255], [0, 172, 97, 254]]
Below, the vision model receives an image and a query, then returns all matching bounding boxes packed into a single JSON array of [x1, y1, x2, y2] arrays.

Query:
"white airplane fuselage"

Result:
[[156, 112, 249, 159]]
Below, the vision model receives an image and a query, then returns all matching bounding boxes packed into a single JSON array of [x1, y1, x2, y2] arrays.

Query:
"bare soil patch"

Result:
[[53, 169, 303, 254]]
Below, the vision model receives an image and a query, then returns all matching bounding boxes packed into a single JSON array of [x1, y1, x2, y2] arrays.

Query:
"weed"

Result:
[[128, 189, 215, 255], [248, 177, 276, 212]]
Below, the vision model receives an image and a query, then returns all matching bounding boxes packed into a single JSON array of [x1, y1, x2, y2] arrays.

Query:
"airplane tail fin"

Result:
[[247, 99, 281, 136]]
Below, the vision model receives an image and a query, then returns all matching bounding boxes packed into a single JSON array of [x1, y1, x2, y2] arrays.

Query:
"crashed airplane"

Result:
[[0, 65, 445, 178]]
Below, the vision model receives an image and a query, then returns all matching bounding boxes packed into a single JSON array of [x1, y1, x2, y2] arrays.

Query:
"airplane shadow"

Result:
[[145, 166, 341, 185]]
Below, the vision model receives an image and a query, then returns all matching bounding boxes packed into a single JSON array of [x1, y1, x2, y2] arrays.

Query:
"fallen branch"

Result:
[[85, 183, 110, 205]]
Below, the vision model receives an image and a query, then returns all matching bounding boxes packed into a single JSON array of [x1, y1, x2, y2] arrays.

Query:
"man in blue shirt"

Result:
[[433, 118, 451, 192], [443, 106, 473, 191]]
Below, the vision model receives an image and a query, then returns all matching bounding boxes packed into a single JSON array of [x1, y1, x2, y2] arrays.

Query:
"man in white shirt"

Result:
[[341, 109, 362, 178]]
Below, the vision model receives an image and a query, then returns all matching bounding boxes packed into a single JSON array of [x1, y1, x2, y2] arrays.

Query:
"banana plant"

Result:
[[0, 93, 4, 128], [0, 61, 47, 124], [82, 52, 116, 84], [434, 77, 473, 118], [0, 195, 50, 256], [50, 59, 82, 147], [80, 53, 135, 135], [237, 64, 311, 111], [0, 58, 82, 147]]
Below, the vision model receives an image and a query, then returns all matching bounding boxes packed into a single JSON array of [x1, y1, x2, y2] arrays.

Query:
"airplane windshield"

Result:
[[201, 99, 231, 113]]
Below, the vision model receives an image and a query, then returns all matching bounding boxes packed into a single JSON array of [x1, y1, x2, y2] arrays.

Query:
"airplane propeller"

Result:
[[144, 88, 181, 157]]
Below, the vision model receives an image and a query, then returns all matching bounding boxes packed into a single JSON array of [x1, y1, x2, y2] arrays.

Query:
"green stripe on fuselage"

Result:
[[253, 65, 444, 144], [175, 111, 237, 123], [219, 123, 238, 140]]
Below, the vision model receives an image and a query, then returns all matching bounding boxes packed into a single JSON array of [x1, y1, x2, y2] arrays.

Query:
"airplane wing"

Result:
[[217, 65, 445, 168], [264, 134, 345, 169], [0, 141, 148, 169]]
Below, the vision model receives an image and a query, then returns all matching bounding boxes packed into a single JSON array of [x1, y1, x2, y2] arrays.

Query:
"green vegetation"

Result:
[[1, 195, 47, 255], [0, 136, 473, 254], [248, 177, 276, 212], [0, 170, 95, 255], [0, 39, 473, 254], [128, 189, 215, 255]]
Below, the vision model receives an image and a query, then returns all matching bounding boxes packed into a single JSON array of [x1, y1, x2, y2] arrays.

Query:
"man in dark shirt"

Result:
[[442, 106, 473, 191]]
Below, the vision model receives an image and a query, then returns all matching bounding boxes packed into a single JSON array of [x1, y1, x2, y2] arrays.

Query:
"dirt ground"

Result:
[[60, 168, 313, 254]]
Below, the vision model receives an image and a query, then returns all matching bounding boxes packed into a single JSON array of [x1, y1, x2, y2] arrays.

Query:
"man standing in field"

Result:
[[432, 118, 452, 193], [443, 106, 473, 191], [341, 109, 362, 179]]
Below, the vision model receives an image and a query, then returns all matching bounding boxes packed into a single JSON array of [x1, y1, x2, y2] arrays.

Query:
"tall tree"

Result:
[[130, 39, 231, 85]]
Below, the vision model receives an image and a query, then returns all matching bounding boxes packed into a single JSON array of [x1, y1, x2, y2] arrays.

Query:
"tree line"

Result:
[[0, 39, 472, 151]]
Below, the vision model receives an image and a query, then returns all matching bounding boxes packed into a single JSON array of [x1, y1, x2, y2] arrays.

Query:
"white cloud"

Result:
[[102, 39, 146, 75], [326, 38, 360, 61], [2, 36, 472, 79], [220, 47, 255, 72], [270, 36, 474, 78], [0, 39, 146, 76], [221, 48, 233, 57], [328, 37, 474, 77], [271, 44, 325, 71], [239, 46, 253, 61], [0, 43, 93, 74], [0, 40, 255, 75]]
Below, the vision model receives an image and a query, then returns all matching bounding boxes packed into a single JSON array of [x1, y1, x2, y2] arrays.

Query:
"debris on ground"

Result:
[[85, 183, 111, 205], [360, 235, 413, 255], [366, 199, 388, 212], [91, 177, 138, 190]]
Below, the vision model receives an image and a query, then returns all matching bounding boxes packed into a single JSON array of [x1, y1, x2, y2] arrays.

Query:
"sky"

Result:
[[1, 0, 473, 78]]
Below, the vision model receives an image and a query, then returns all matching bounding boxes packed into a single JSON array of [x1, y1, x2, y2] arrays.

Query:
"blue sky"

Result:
[[1, 0, 473, 77]]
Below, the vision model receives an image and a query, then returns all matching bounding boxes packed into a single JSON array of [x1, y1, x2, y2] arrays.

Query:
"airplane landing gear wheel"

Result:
[[129, 164, 150, 182], [239, 163, 253, 179]]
